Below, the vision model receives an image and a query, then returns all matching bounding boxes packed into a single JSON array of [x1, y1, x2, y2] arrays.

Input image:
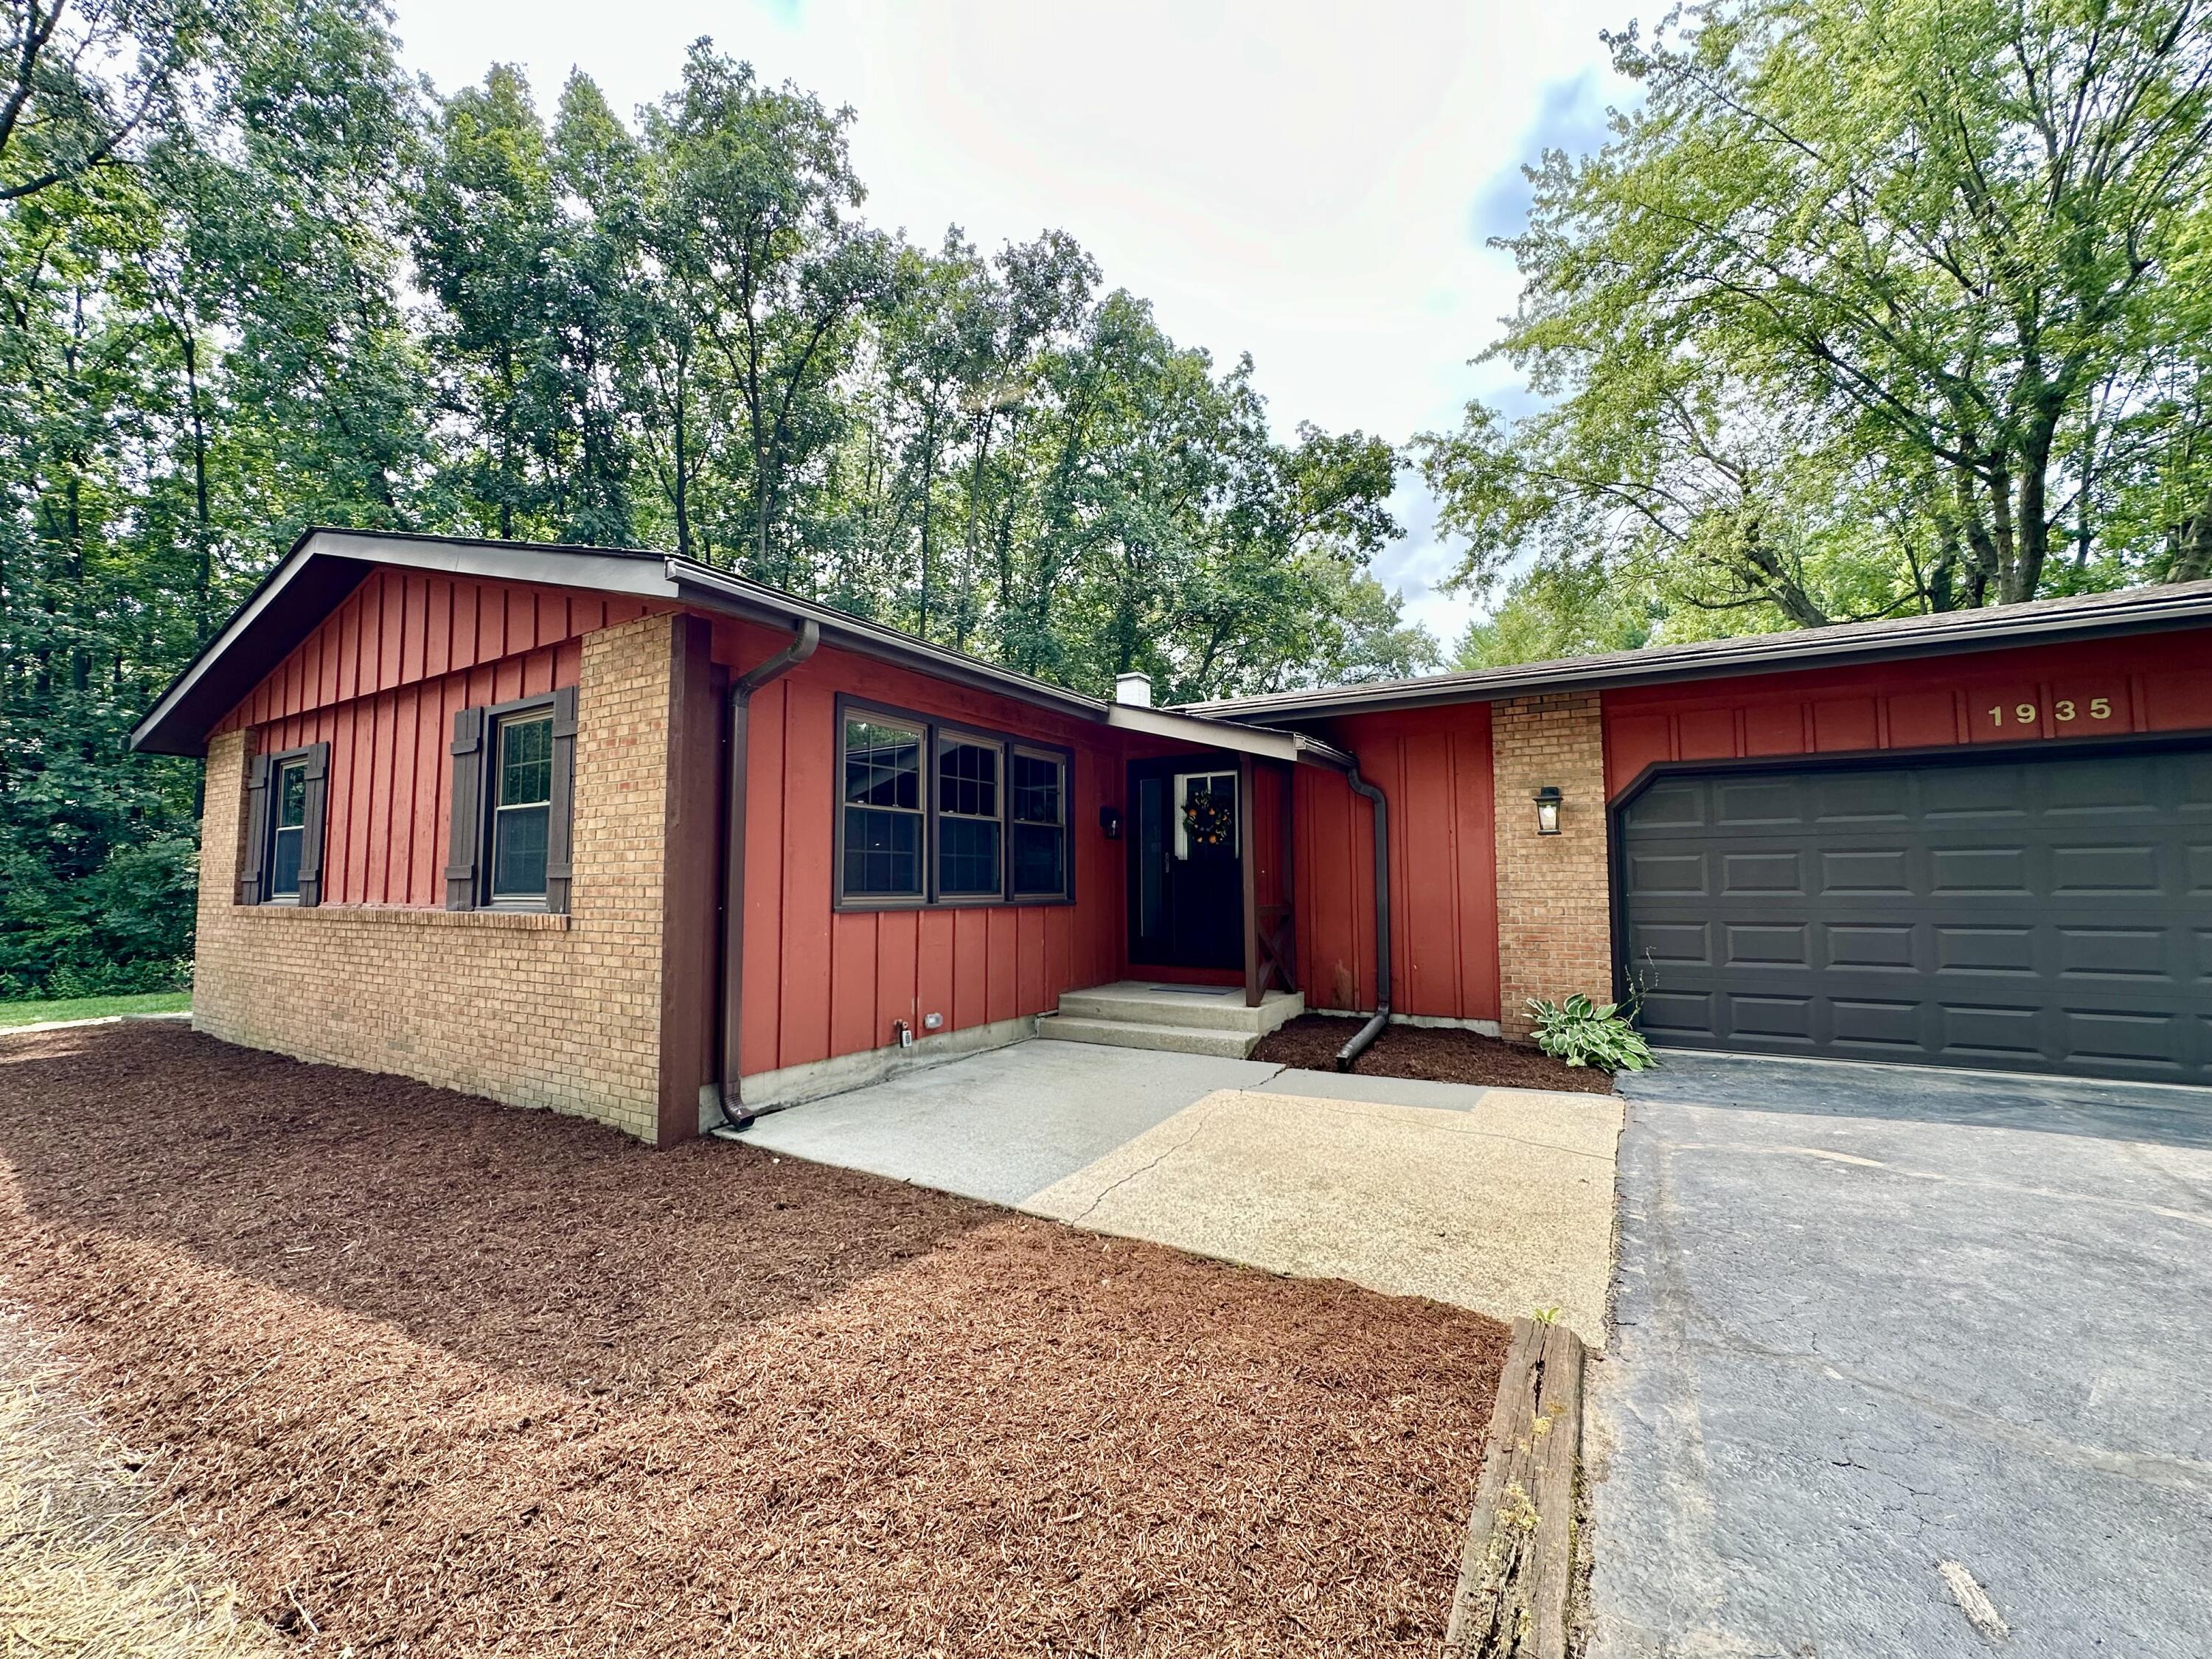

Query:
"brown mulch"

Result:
[[0, 1023, 1509, 1658], [1250, 1015, 1616, 1093]]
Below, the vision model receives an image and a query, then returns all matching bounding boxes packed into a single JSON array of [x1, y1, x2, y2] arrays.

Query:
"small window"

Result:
[[244, 740, 327, 907], [1010, 748, 1068, 898], [268, 759, 309, 900], [842, 715, 924, 898], [489, 710, 554, 902], [935, 734, 1004, 897]]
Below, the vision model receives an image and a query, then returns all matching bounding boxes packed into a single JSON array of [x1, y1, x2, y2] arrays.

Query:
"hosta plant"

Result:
[[1527, 994, 1655, 1071]]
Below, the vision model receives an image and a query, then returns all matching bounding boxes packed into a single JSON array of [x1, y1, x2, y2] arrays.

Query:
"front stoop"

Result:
[[1038, 981, 1304, 1060]]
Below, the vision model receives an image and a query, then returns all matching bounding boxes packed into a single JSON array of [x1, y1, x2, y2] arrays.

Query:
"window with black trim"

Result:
[[446, 687, 577, 914], [841, 714, 925, 899], [240, 740, 329, 907], [1009, 748, 1068, 899], [835, 700, 1074, 908], [935, 733, 1003, 897], [269, 757, 309, 899], [489, 709, 554, 902]]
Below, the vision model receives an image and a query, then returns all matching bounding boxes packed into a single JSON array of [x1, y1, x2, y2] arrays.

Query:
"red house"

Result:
[[131, 529, 2212, 1142]]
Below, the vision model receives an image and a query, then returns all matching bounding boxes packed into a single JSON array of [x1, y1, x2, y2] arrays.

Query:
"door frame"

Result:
[[1605, 728, 2212, 1009], [1125, 753, 1247, 970]]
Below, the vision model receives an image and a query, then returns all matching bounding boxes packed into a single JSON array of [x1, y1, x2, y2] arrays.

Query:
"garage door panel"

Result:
[[1930, 846, 2031, 894], [1920, 766, 2031, 816], [1938, 1003, 2047, 1058], [1725, 992, 1817, 1042], [2055, 927, 2177, 982], [1820, 847, 1913, 894], [1627, 850, 1708, 896], [1829, 998, 1923, 1048], [2048, 843, 2163, 894], [1721, 851, 1803, 894], [1933, 925, 2035, 975], [1723, 922, 1810, 967], [1618, 743, 2211, 1082], [1826, 922, 1916, 969]]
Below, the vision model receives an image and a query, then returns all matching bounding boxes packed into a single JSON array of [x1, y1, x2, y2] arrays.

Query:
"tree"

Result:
[[1422, 0, 2212, 650]]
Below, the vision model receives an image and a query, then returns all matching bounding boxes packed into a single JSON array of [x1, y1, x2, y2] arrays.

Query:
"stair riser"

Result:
[[1037, 1020, 1259, 1060], [1057, 991, 1303, 1034]]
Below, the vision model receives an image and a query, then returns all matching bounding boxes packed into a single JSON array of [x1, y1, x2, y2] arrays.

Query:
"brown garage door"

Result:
[[1616, 742, 2212, 1082]]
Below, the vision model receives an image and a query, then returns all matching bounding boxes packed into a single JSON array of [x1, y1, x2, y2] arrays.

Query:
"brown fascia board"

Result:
[[1180, 580, 2212, 726], [130, 527, 1113, 757]]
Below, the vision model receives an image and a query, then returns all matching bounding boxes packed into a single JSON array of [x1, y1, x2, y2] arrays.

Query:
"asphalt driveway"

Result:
[[1589, 1054, 2212, 1658], [736, 1040, 1622, 1341]]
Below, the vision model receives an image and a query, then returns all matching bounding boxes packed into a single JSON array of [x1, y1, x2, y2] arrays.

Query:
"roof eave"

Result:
[[1187, 586, 2212, 726]]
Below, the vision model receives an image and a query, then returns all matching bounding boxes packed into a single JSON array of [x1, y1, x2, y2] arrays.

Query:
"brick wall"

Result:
[[192, 613, 687, 1143], [1490, 691, 1613, 1040]]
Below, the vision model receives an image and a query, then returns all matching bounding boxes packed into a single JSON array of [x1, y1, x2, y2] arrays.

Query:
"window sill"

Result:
[[237, 903, 569, 931]]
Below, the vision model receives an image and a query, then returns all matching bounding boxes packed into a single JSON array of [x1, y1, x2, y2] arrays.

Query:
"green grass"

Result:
[[0, 991, 190, 1029]]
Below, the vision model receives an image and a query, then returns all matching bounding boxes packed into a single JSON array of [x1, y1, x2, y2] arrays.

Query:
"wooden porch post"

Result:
[[1239, 754, 1262, 1006]]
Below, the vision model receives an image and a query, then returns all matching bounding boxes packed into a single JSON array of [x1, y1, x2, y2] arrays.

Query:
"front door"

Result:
[[1127, 758, 1242, 969]]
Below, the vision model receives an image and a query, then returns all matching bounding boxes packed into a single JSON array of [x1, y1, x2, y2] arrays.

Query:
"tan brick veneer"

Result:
[[192, 613, 686, 1143], [1491, 691, 1614, 1041]]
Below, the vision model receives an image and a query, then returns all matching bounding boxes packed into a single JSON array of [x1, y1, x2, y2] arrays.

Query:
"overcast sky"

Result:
[[387, 0, 1633, 644]]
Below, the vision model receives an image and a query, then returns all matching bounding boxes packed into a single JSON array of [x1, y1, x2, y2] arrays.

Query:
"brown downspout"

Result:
[[717, 619, 819, 1126], [1333, 765, 1391, 1071]]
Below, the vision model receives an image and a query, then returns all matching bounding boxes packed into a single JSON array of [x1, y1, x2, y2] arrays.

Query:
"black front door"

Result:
[[1127, 757, 1243, 969]]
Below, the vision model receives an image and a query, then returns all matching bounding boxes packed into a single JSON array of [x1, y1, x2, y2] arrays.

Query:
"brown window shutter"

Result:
[[445, 706, 487, 910], [546, 684, 579, 914], [238, 750, 272, 905], [296, 741, 331, 908]]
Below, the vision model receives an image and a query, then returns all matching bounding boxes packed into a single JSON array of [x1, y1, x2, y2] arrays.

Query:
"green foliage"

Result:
[[0, 10, 1434, 995], [1527, 994, 1655, 1071], [1423, 0, 2212, 655]]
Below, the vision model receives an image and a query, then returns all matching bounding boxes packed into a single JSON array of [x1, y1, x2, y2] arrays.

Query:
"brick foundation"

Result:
[[191, 614, 695, 1144], [1490, 691, 1613, 1040]]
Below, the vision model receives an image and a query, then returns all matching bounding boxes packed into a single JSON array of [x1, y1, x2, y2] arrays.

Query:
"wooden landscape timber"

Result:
[[1442, 1315, 1587, 1659]]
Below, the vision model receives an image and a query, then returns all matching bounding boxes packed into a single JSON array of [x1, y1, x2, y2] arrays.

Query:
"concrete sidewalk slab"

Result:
[[1022, 1086, 1621, 1343], [734, 1041, 1281, 1206]]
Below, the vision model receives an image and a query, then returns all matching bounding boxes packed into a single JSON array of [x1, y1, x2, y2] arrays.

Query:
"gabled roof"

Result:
[[129, 528, 1117, 757], [1181, 579, 2212, 724]]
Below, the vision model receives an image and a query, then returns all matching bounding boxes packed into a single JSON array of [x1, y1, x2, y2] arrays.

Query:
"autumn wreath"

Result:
[[1181, 789, 1234, 849]]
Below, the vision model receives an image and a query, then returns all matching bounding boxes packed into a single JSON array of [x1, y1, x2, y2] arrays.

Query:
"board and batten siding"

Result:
[[1293, 703, 1502, 1024], [214, 566, 664, 908], [717, 620, 1124, 1080], [1603, 630, 2212, 800]]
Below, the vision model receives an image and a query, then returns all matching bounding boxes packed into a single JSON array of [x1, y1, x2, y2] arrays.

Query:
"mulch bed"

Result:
[[1250, 1015, 1616, 1094], [0, 1023, 1509, 1657]]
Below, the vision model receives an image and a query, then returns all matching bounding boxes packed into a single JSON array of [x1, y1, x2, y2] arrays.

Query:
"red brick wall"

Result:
[[1490, 692, 1612, 1040]]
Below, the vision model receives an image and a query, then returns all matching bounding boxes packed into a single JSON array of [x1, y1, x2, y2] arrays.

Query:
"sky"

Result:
[[387, 0, 1634, 645]]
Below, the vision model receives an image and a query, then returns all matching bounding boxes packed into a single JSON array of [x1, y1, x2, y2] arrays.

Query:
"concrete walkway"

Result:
[[736, 1039, 1621, 1341], [1590, 1053, 2212, 1659]]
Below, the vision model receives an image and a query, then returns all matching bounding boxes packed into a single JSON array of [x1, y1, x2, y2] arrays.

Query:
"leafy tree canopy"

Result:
[[1422, 0, 2212, 648]]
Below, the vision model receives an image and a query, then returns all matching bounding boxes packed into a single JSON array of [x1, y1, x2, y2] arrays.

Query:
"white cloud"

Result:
[[389, 0, 1635, 641]]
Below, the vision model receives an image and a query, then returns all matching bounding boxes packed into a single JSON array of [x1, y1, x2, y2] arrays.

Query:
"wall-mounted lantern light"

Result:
[[1533, 786, 1564, 835], [1099, 804, 1124, 840]]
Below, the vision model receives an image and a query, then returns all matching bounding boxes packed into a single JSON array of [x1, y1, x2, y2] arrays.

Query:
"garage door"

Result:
[[1617, 743, 2212, 1082]]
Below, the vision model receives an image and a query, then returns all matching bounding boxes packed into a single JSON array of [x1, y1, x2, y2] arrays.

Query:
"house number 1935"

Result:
[[1987, 697, 2112, 728]]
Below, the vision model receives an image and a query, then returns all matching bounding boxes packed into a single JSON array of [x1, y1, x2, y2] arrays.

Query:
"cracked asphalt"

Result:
[[1587, 1054, 2212, 1658]]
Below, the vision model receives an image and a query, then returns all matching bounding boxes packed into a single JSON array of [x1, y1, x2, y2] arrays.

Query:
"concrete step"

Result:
[[1057, 982, 1304, 1035], [1036, 1016, 1260, 1060]]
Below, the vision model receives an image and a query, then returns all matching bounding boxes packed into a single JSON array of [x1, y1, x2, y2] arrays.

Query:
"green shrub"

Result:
[[1527, 993, 1655, 1071]]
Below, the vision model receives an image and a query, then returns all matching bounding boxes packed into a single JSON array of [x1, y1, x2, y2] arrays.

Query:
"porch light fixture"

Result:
[[1533, 786, 1564, 835]]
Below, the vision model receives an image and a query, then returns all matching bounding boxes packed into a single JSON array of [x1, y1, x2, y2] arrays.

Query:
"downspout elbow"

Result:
[[1334, 765, 1391, 1071]]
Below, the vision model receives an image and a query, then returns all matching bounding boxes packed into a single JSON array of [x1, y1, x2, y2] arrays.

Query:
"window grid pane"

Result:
[[490, 712, 554, 900], [844, 806, 921, 896], [937, 817, 1003, 896], [269, 760, 307, 897]]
